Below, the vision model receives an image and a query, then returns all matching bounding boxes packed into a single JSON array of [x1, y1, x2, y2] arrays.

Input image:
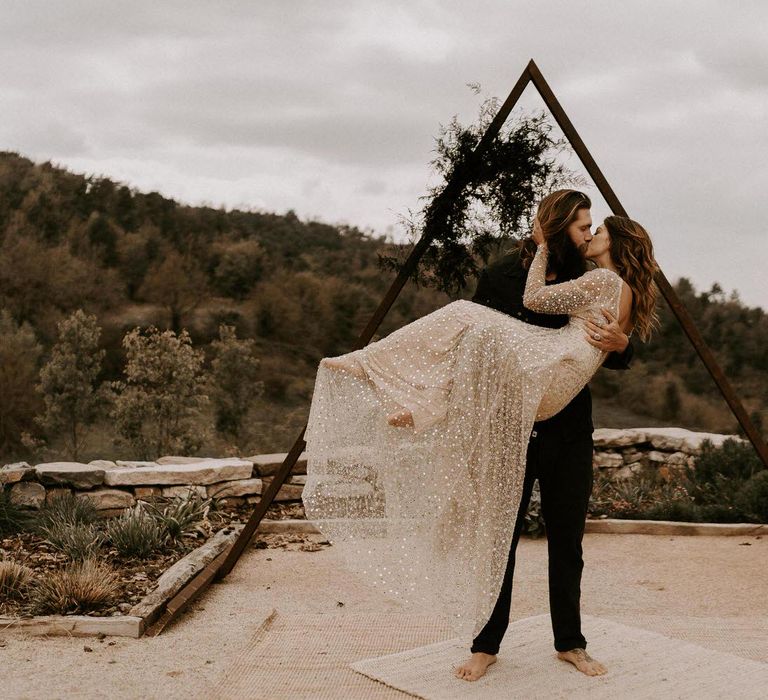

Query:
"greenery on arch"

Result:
[[378, 91, 582, 296]]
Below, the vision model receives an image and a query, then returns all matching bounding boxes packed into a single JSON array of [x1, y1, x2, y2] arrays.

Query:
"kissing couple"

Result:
[[302, 189, 658, 681]]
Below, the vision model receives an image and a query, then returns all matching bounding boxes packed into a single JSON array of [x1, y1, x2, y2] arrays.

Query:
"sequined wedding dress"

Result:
[[301, 243, 623, 644]]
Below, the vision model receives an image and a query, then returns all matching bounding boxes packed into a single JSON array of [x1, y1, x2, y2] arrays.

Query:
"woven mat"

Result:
[[209, 611, 768, 699], [208, 610, 455, 699], [351, 613, 768, 699]]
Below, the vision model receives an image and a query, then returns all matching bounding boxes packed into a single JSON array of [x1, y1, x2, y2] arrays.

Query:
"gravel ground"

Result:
[[1, 531, 766, 699]]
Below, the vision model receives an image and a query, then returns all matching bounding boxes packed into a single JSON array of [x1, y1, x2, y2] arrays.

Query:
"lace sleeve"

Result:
[[523, 244, 615, 315]]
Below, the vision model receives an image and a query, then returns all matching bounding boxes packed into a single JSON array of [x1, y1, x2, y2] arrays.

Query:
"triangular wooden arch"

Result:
[[146, 59, 768, 636]]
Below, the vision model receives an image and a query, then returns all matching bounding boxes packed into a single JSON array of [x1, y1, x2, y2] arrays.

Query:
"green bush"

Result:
[[35, 491, 99, 530], [735, 471, 768, 523], [37, 520, 105, 561], [104, 504, 167, 558], [687, 439, 764, 496], [141, 491, 211, 543]]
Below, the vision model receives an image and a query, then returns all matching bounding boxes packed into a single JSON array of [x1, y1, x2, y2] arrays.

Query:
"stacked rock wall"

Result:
[[1, 428, 740, 515]]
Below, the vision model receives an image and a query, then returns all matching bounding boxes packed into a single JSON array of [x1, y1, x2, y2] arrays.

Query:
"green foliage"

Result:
[[28, 557, 121, 615], [37, 520, 105, 561], [141, 491, 212, 542], [735, 471, 768, 522], [104, 504, 167, 558], [210, 238, 266, 299], [35, 491, 99, 529], [208, 324, 264, 439], [0, 489, 35, 536], [378, 95, 576, 296], [110, 326, 209, 459], [0, 310, 43, 457], [35, 309, 109, 460]]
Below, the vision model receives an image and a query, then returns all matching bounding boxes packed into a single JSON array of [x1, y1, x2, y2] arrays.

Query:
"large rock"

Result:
[[9, 482, 46, 508], [592, 429, 648, 448], [161, 485, 207, 498], [207, 478, 263, 498], [89, 460, 117, 469], [35, 462, 105, 489], [76, 488, 135, 510], [593, 451, 623, 468], [0, 462, 33, 485], [249, 452, 307, 477], [104, 458, 253, 486], [640, 428, 739, 454], [156, 456, 209, 465], [260, 477, 305, 501], [115, 460, 158, 468]]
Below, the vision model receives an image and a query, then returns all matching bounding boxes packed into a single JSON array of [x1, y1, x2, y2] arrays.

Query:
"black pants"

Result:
[[470, 429, 594, 654]]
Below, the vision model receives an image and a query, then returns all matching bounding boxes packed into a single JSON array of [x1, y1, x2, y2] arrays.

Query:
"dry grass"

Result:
[[27, 558, 121, 615], [0, 559, 34, 598]]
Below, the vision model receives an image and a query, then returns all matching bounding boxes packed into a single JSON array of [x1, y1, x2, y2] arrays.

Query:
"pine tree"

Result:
[[36, 310, 107, 461]]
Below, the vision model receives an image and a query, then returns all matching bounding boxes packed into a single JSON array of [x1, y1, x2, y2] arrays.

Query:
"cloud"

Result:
[[0, 0, 766, 307]]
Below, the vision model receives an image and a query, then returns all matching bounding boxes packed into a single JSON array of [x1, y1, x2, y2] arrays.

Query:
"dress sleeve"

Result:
[[523, 243, 616, 315]]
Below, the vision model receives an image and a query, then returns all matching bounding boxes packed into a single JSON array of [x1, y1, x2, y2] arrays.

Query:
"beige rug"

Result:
[[350, 614, 768, 699]]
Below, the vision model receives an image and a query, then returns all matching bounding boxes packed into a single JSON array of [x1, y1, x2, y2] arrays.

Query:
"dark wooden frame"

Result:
[[145, 58, 768, 636]]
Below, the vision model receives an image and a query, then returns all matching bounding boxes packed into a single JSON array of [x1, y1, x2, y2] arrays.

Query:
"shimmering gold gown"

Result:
[[302, 244, 623, 643]]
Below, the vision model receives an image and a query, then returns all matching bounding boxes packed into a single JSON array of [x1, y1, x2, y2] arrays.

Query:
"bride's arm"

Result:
[[522, 243, 596, 314]]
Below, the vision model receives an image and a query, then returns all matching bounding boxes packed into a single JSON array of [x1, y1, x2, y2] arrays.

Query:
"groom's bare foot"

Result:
[[557, 648, 607, 676], [454, 651, 497, 681]]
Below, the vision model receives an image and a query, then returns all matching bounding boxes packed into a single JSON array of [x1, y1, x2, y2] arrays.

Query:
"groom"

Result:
[[455, 189, 633, 681]]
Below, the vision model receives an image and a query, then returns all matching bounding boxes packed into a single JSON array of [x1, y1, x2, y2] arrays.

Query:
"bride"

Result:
[[301, 207, 658, 644]]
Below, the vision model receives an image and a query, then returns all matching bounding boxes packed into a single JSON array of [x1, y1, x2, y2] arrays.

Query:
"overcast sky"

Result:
[[2, 1, 767, 308]]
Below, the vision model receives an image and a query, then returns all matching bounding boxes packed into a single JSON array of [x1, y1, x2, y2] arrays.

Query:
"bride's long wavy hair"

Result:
[[520, 189, 592, 282], [603, 215, 660, 341]]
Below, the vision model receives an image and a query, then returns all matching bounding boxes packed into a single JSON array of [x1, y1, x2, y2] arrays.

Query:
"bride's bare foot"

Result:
[[387, 409, 414, 427], [454, 651, 497, 681], [557, 648, 607, 676], [320, 357, 367, 380]]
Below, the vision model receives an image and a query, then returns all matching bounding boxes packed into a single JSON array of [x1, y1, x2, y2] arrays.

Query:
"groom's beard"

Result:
[[578, 242, 590, 257]]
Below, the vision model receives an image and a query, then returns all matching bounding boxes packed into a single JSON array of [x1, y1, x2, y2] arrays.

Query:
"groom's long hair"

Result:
[[519, 190, 591, 282]]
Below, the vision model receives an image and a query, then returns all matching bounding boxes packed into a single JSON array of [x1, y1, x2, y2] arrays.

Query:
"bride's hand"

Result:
[[532, 215, 545, 246]]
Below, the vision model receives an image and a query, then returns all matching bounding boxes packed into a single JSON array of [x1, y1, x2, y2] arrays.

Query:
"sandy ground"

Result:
[[2, 531, 766, 699]]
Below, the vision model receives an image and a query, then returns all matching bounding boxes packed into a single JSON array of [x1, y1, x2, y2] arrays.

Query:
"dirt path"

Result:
[[2, 532, 766, 699]]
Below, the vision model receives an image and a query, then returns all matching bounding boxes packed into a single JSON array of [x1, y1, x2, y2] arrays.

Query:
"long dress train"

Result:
[[301, 244, 623, 644]]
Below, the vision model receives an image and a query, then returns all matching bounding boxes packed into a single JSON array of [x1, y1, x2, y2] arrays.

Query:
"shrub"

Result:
[[35, 309, 109, 461], [141, 491, 212, 543], [735, 471, 768, 523], [0, 489, 34, 535], [28, 558, 121, 615], [208, 324, 264, 440], [104, 504, 166, 558], [688, 439, 764, 490], [37, 520, 105, 561], [35, 491, 99, 530], [0, 559, 34, 598], [110, 326, 209, 459]]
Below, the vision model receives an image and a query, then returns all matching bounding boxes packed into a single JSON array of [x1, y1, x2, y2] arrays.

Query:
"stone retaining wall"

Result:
[[1, 428, 739, 515]]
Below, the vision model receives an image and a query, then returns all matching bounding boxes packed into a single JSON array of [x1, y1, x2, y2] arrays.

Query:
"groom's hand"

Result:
[[585, 309, 629, 353]]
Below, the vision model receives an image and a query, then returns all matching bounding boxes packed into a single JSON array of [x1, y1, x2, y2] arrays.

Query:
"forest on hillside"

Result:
[[0, 151, 765, 463]]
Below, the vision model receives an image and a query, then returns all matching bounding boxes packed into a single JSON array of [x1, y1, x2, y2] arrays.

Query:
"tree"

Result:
[[138, 249, 208, 333], [0, 310, 43, 460], [208, 324, 264, 440], [111, 326, 208, 459], [35, 310, 108, 461]]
